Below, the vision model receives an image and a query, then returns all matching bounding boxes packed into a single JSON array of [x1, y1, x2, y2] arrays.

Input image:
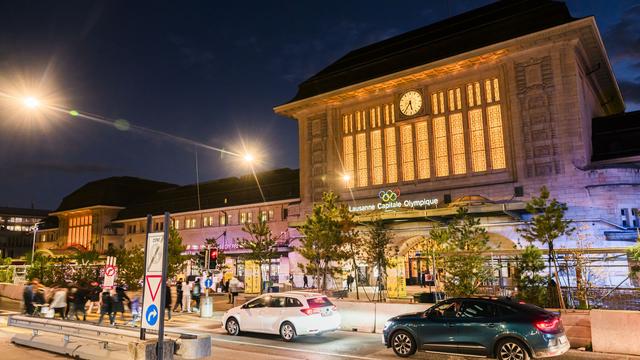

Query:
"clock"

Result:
[[399, 90, 423, 117]]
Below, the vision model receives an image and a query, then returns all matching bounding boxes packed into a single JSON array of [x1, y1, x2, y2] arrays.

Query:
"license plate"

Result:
[[559, 335, 567, 344]]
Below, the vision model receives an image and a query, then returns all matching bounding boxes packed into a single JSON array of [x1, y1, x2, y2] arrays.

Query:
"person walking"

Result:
[[346, 274, 354, 292], [50, 286, 67, 319], [228, 276, 240, 305], [114, 285, 130, 321], [66, 285, 77, 319], [181, 280, 192, 313], [87, 282, 101, 314], [23, 280, 34, 315], [98, 289, 114, 326], [173, 280, 183, 312], [72, 284, 88, 321], [192, 279, 201, 311], [165, 281, 172, 320], [303, 274, 308, 289]]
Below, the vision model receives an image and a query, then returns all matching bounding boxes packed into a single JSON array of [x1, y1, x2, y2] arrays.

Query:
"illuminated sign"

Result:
[[348, 188, 439, 212]]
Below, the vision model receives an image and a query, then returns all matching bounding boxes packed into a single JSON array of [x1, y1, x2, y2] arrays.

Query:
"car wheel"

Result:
[[496, 338, 530, 360], [226, 317, 240, 336], [279, 322, 296, 342], [391, 330, 417, 357]]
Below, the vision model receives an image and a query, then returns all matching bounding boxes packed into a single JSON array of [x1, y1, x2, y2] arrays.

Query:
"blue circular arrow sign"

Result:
[[146, 304, 159, 326], [204, 278, 213, 288]]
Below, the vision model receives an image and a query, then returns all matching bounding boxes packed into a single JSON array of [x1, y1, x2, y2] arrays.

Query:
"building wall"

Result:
[[287, 22, 639, 255]]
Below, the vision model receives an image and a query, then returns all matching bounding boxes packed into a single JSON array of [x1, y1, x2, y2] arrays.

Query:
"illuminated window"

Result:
[[204, 216, 213, 227], [343, 135, 354, 188], [449, 113, 466, 175], [219, 213, 227, 226], [240, 212, 246, 224], [487, 105, 506, 169], [356, 133, 368, 187], [433, 116, 449, 177], [268, 209, 274, 221], [260, 210, 267, 222], [384, 127, 398, 183], [247, 212, 253, 223], [431, 91, 445, 115], [68, 215, 92, 249], [469, 108, 487, 172], [370, 130, 383, 185], [400, 125, 415, 181], [415, 121, 430, 179]]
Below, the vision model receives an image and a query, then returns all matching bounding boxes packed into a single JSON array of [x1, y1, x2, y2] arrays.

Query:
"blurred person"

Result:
[[181, 279, 191, 313], [114, 285, 130, 321], [173, 279, 183, 312], [50, 285, 68, 319], [23, 279, 35, 315], [87, 282, 102, 314], [228, 276, 240, 305], [192, 278, 201, 310], [72, 283, 88, 321], [98, 289, 114, 326]]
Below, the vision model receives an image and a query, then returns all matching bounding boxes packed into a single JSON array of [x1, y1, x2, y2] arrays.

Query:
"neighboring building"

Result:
[[274, 0, 640, 287], [34, 168, 301, 282], [0, 207, 50, 258]]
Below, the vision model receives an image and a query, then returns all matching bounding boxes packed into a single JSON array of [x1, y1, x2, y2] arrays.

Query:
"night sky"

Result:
[[0, 1, 638, 210]]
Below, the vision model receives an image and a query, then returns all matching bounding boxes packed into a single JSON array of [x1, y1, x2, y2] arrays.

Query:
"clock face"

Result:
[[399, 90, 423, 116]]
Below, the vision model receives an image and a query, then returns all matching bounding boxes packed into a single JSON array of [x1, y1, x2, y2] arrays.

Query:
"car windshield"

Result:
[[307, 296, 333, 308]]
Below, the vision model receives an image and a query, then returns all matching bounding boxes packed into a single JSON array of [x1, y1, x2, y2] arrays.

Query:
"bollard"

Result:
[[199, 295, 213, 318]]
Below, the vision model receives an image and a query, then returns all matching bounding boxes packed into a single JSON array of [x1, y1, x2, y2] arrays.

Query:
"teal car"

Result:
[[383, 298, 569, 359]]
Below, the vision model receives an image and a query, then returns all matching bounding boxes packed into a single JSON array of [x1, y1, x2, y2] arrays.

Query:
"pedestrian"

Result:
[[192, 279, 201, 311], [98, 289, 114, 326], [173, 279, 183, 312], [346, 274, 354, 292], [165, 281, 172, 320], [114, 285, 130, 321], [50, 285, 67, 319], [181, 280, 192, 313], [23, 280, 35, 315], [303, 274, 308, 288], [72, 284, 88, 321], [87, 282, 101, 314], [289, 274, 294, 288], [66, 285, 77, 319], [127, 296, 141, 326], [228, 276, 240, 305]]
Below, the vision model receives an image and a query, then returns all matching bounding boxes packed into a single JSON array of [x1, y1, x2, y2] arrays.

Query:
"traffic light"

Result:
[[209, 248, 218, 269]]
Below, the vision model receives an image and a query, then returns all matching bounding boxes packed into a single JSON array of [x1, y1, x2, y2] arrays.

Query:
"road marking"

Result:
[[212, 337, 380, 360]]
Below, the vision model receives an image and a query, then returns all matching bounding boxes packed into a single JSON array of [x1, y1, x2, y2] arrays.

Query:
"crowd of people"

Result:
[[21, 277, 214, 326]]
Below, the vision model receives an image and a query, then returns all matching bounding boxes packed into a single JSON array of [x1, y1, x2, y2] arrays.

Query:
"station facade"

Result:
[[274, 0, 640, 287]]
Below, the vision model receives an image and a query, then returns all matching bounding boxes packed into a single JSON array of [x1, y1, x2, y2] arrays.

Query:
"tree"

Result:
[[167, 227, 189, 279], [114, 247, 145, 290], [362, 219, 394, 300], [237, 219, 279, 291], [517, 186, 574, 307], [298, 192, 353, 291], [71, 250, 101, 284], [430, 207, 492, 297], [514, 245, 547, 306]]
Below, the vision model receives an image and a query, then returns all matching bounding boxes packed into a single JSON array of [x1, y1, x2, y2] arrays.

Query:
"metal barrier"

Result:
[[7, 315, 211, 359]]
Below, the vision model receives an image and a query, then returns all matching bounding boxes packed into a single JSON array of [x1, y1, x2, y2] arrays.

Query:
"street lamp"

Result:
[[22, 96, 40, 109], [342, 174, 351, 187], [243, 153, 254, 163]]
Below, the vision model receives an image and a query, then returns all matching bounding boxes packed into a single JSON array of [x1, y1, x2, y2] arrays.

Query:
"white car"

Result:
[[222, 291, 341, 341]]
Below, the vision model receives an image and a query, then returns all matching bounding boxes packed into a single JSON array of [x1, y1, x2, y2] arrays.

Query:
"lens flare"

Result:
[[22, 96, 40, 109]]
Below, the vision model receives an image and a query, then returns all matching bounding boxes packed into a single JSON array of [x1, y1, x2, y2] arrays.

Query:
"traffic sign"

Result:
[[204, 278, 213, 289], [145, 304, 159, 326], [142, 231, 167, 331], [102, 256, 117, 289]]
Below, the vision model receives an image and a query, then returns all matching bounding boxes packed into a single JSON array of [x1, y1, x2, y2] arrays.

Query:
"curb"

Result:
[[565, 350, 640, 359]]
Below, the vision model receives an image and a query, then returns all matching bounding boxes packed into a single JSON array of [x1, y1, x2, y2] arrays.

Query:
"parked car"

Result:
[[222, 291, 341, 341], [382, 297, 570, 359]]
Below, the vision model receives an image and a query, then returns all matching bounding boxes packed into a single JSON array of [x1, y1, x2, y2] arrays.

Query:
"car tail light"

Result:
[[535, 318, 560, 333], [300, 308, 314, 316]]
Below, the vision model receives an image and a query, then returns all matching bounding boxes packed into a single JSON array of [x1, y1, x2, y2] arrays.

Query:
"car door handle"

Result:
[[447, 323, 456, 327], [487, 323, 496, 328]]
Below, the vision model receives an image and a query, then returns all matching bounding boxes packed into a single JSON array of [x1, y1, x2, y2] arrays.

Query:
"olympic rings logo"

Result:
[[378, 188, 401, 203]]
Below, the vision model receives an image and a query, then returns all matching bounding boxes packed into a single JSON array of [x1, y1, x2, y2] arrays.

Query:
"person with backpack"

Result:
[[98, 289, 114, 326]]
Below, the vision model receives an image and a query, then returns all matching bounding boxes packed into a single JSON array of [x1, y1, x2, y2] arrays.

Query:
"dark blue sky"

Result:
[[0, 1, 638, 210]]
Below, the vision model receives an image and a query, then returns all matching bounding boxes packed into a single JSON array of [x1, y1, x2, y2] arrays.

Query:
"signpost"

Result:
[[140, 212, 169, 359], [102, 256, 117, 289]]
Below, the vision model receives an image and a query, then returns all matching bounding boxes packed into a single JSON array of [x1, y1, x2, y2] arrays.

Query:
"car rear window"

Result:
[[307, 296, 333, 308]]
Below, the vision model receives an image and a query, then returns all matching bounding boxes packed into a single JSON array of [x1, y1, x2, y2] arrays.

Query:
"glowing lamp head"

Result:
[[243, 153, 254, 163], [342, 174, 351, 183], [22, 96, 40, 109]]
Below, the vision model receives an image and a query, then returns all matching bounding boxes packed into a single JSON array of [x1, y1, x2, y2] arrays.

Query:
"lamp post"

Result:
[[31, 224, 38, 264]]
